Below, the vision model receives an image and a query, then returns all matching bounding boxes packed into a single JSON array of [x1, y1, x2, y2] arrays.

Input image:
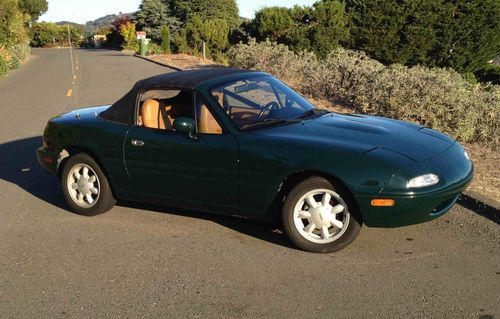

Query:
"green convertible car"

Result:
[[37, 68, 473, 253]]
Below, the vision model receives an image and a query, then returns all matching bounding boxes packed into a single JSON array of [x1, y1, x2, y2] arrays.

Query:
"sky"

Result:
[[39, 0, 318, 24]]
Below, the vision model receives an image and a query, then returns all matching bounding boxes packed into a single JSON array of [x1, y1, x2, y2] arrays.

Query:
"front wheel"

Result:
[[61, 153, 116, 216], [282, 177, 362, 253]]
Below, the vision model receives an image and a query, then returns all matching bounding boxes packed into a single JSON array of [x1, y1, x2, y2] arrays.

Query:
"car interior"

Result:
[[138, 89, 222, 134]]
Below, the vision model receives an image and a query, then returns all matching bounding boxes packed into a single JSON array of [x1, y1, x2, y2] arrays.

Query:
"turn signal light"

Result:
[[43, 156, 54, 164], [371, 199, 395, 207]]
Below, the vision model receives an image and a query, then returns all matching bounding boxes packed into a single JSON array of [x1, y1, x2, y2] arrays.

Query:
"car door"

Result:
[[123, 90, 239, 212]]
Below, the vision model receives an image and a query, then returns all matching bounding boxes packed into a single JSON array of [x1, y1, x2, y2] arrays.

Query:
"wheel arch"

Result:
[[268, 170, 362, 225], [56, 145, 116, 197]]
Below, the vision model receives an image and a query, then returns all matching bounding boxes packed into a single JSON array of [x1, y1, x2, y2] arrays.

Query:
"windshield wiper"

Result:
[[240, 118, 302, 130], [299, 108, 329, 119]]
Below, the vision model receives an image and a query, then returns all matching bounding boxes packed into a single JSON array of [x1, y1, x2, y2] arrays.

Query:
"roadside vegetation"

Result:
[[3, 0, 500, 150], [29, 22, 84, 48], [0, 0, 47, 77], [229, 40, 499, 149]]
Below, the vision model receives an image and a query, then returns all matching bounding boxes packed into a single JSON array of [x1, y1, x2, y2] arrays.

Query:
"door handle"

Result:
[[131, 139, 145, 147]]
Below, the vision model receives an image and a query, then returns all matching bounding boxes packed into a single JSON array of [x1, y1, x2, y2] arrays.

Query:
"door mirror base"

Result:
[[173, 117, 198, 140]]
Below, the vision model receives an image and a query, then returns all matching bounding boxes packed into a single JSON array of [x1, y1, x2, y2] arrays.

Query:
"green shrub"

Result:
[[119, 22, 139, 51], [228, 40, 500, 148], [9, 44, 30, 69], [148, 43, 163, 55], [251, 1, 349, 58], [475, 65, 500, 85], [172, 30, 189, 53], [160, 26, 171, 54], [345, 0, 500, 74], [0, 55, 9, 77]]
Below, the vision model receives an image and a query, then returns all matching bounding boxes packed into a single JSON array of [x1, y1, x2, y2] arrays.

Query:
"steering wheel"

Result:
[[258, 101, 280, 119]]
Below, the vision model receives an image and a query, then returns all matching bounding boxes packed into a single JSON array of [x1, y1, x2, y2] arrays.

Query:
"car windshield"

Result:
[[210, 76, 316, 130]]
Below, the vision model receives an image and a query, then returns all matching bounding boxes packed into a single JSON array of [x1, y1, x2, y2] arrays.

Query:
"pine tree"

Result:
[[345, 0, 500, 73], [135, 0, 180, 42], [160, 26, 171, 54]]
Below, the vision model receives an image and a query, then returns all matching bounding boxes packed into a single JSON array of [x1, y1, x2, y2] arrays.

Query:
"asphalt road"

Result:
[[0, 48, 499, 318]]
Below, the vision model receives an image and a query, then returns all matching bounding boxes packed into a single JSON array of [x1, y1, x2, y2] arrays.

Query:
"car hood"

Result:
[[251, 113, 455, 162]]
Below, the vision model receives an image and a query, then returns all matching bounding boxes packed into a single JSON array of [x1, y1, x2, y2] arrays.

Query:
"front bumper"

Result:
[[36, 147, 59, 175], [357, 142, 474, 227]]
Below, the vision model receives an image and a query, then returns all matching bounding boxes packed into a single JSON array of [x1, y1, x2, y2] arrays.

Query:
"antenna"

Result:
[[68, 25, 78, 105]]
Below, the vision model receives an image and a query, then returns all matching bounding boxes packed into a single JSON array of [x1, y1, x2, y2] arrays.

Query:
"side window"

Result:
[[138, 89, 194, 131], [196, 95, 223, 135]]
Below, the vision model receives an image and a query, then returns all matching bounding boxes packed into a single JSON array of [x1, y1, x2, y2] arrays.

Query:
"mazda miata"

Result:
[[37, 68, 473, 252]]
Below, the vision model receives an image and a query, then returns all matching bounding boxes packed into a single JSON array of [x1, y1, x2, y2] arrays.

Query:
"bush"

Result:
[[172, 29, 189, 53], [251, 1, 349, 57], [119, 22, 139, 51], [160, 26, 171, 54], [148, 43, 163, 55], [30, 22, 84, 47], [0, 55, 9, 77], [345, 0, 500, 74], [475, 65, 500, 85], [228, 40, 500, 148], [9, 44, 30, 69]]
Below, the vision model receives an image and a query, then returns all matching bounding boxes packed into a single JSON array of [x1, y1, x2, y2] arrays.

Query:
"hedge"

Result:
[[228, 39, 499, 148]]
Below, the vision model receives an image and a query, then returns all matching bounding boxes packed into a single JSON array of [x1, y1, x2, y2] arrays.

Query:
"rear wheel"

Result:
[[282, 177, 362, 253], [61, 153, 116, 215]]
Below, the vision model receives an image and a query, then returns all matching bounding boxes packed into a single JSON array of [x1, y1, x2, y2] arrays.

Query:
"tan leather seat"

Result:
[[141, 98, 172, 130], [199, 104, 222, 134]]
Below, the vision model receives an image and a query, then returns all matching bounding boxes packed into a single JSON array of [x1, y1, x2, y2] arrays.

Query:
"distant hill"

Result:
[[59, 13, 251, 34], [55, 21, 85, 28], [83, 12, 135, 32]]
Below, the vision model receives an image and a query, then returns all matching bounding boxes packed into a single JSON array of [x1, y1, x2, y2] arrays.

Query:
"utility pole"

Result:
[[68, 25, 78, 104]]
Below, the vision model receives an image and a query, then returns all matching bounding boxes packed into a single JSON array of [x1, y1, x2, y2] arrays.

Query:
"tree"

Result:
[[135, 0, 180, 42], [0, 0, 29, 47], [29, 22, 83, 47], [95, 27, 112, 36], [309, 0, 349, 57], [345, 0, 500, 73], [251, 1, 349, 57], [160, 26, 171, 53], [172, 29, 189, 53], [169, 0, 239, 28], [119, 22, 139, 51], [18, 0, 48, 22], [183, 15, 229, 56], [253, 7, 293, 41]]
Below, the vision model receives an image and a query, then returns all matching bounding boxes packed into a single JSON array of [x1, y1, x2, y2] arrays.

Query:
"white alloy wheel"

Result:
[[292, 188, 350, 244], [66, 163, 100, 208]]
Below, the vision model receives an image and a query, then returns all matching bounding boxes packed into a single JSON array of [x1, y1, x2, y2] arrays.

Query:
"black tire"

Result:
[[282, 176, 362, 253], [61, 153, 116, 216]]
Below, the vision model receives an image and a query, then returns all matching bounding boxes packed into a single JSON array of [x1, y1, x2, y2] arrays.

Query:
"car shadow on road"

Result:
[[0, 136, 66, 210], [119, 200, 296, 250], [0, 136, 296, 249]]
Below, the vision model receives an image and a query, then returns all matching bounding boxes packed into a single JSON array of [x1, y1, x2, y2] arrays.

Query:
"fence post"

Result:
[[202, 42, 206, 60]]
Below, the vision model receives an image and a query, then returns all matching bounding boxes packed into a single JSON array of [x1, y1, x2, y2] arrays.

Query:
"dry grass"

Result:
[[148, 53, 218, 69], [462, 143, 500, 203]]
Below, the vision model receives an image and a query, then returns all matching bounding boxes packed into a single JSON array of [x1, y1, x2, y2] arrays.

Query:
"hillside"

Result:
[[83, 12, 135, 32]]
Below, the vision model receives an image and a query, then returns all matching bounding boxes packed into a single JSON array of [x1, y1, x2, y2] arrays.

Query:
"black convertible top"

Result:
[[100, 68, 255, 125]]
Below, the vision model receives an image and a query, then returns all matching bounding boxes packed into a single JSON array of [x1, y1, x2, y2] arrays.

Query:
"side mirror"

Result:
[[173, 117, 197, 139]]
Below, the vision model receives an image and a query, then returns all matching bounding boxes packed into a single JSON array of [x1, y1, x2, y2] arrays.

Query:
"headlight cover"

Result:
[[407, 174, 439, 188]]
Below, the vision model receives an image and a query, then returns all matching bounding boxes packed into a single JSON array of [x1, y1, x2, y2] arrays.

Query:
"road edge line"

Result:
[[133, 54, 183, 71]]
